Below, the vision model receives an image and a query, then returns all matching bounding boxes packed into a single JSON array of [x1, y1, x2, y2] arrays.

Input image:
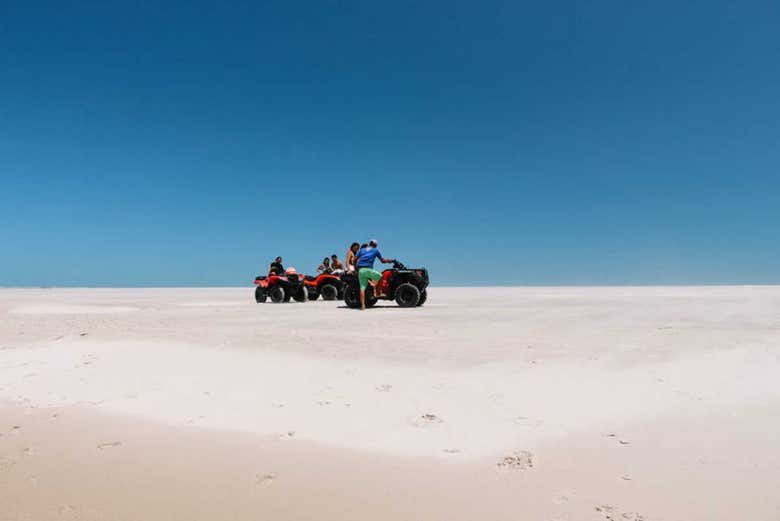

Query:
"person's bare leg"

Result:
[[360, 288, 366, 310]]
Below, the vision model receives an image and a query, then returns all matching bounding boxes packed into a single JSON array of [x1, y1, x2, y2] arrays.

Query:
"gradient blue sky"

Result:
[[2, 1, 779, 286]]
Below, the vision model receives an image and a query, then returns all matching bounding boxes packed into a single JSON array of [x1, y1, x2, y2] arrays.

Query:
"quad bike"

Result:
[[254, 268, 308, 303], [304, 273, 344, 301], [341, 261, 429, 309]]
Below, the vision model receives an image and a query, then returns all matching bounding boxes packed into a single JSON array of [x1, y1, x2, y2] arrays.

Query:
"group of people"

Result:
[[350, 240, 395, 309], [316, 254, 345, 275], [266, 239, 394, 310]]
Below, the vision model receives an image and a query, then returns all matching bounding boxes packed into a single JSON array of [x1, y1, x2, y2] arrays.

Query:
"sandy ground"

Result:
[[1, 286, 779, 520]]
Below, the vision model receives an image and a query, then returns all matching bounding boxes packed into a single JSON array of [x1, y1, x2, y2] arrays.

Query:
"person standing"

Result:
[[345, 242, 360, 273], [356, 239, 394, 310]]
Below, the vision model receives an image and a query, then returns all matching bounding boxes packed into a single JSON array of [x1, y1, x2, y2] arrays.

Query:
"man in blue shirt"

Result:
[[356, 239, 394, 309]]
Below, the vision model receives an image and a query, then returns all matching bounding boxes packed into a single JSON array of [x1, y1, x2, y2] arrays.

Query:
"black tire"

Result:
[[344, 285, 377, 309], [255, 286, 267, 303], [366, 286, 377, 308], [344, 285, 361, 309], [307, 287, 319, 301], [417, 289, 427, 306], [395, 283, 420, 308], [269, 286, 286, 303], [320, 283, 338, 301], [293, 285, 308, 302]]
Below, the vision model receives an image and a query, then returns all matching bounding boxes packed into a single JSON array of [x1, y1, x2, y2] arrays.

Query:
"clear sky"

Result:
[[1, 1, 779, 286]]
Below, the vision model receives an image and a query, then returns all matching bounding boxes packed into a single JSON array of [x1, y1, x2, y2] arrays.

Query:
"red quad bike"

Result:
[[303, 273, 344, 301], [342, 261, 429, 309], [254, 270, 308, 303]]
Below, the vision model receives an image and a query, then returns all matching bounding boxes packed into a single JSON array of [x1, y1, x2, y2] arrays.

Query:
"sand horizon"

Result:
[[2, 286, 779, 520], [4, 283, 779, 289]]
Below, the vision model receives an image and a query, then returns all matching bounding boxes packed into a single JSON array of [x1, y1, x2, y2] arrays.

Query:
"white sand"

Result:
[[1, 286, 779, 520]]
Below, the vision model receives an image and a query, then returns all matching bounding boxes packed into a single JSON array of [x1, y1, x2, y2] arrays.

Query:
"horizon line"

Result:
[[2, 284, 780, 289]]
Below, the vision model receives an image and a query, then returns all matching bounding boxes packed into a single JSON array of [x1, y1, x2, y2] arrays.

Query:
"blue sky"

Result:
[[1, 1, 779, 286]]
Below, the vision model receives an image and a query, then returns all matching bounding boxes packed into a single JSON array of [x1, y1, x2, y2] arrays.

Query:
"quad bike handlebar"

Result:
[[392, 260, 406, 269]]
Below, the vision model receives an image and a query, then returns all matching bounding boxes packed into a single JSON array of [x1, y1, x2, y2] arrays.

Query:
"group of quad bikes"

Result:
[[254, 261, 429, 308]]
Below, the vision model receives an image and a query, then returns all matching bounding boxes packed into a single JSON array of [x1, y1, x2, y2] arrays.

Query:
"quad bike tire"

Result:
[[416, 289, 427, 306], [320, 283, 338, 301], [269, 286, 286, 303], [344, 286, 360, 309], [307, 288, 319, 301], [255, 286, 268, 303], [293, 285, 308, 302], [395, 283, 421, 308], [344, 285, 377, 309]]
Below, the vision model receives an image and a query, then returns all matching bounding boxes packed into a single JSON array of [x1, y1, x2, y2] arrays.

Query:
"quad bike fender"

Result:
[[386, 272, 425, 300], [318, 277, 343, 291]]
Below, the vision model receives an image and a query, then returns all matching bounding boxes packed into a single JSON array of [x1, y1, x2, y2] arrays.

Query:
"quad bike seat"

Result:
[[255, 276, 266, 282], [305, 275, 317, 282]]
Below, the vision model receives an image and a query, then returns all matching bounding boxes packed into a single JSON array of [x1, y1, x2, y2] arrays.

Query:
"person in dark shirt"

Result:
[[268, 256, 284, 276]]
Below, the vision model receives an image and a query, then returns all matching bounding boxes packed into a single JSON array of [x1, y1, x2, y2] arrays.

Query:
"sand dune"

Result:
[[1, 287, 779, 520]]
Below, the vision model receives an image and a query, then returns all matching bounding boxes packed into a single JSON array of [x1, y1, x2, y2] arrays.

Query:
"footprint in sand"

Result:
[[97, 441, 122, 450], [59, 504, 77, 516], [411, 413, 444, 428], [603, 433, 630, 445], [497, 450, 534, 470], [442, 448, 461, 454], [514, 416, 543, 427], [375, 384, 392, 392], [488, 393, 503, 403], [316, 400, 331, 406], [0, 457, 17, 471], [595, 505, 646, 521], [76, 354, 99, 368], [256, 473, 276, 486]]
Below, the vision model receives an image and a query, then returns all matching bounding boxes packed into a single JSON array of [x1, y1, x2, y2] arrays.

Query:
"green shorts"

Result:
[[358, 268, 382, 290]]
